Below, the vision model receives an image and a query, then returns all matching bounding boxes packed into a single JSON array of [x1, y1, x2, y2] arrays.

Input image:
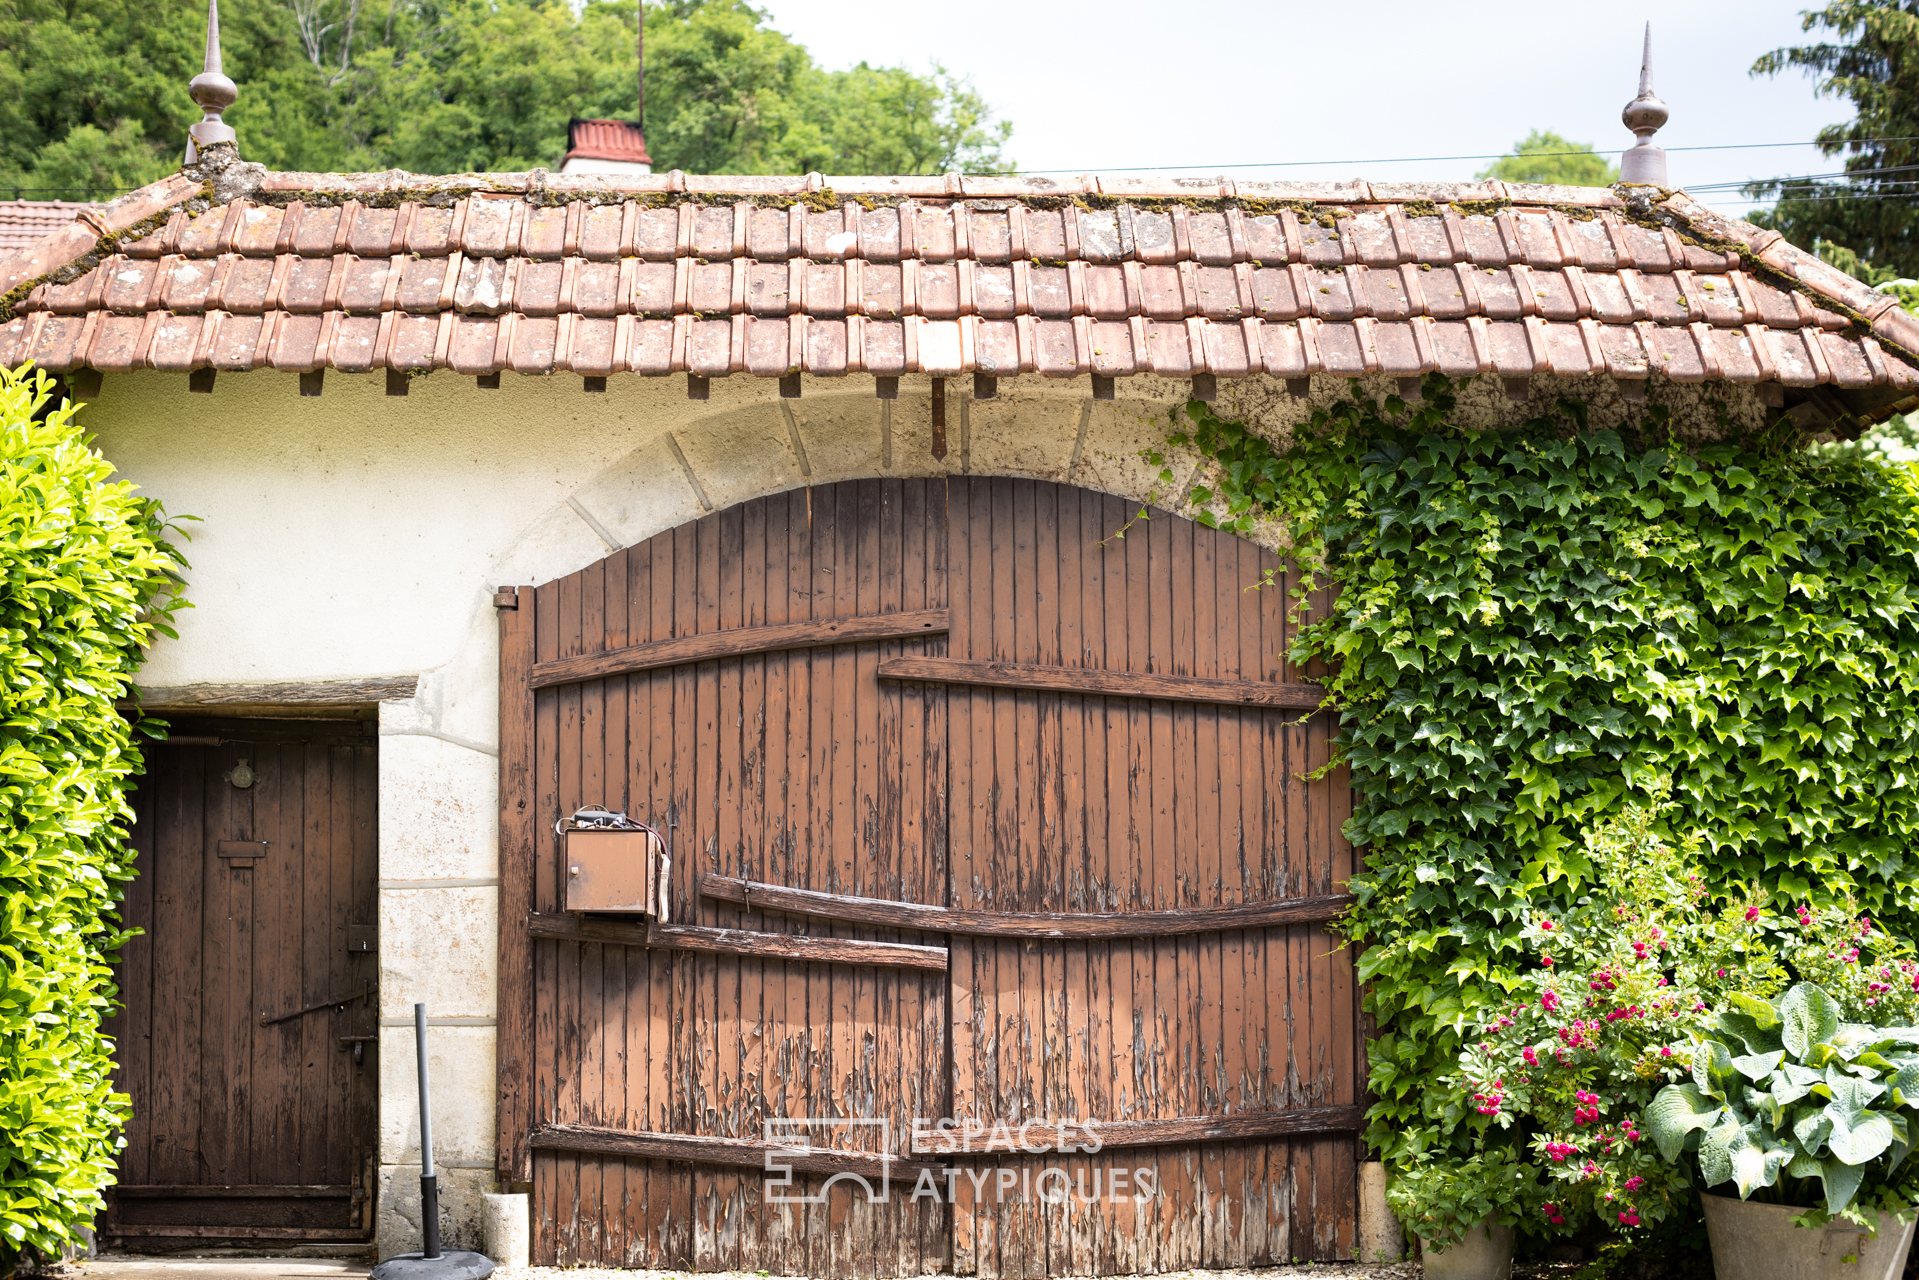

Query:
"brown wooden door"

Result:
[[104, 719, 379, 1245], [499, 478, 1358, 1276]]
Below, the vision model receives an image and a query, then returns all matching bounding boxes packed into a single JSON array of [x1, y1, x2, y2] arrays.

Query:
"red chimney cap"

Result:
[[565, 118, 652, 166]]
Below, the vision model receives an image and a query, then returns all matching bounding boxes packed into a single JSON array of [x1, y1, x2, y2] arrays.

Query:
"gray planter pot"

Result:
[[1418, 1218, 1514, 1280], [1702, 1193, 1917, 1280]]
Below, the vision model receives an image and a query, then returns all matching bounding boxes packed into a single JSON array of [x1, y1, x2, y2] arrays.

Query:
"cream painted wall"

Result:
[[80, 366, 1765, 1256]]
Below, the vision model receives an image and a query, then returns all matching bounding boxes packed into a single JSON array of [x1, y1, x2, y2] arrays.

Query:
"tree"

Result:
[[1476, 130, 1619, 187], [0, 0, 1013, 190], [1746, 1, 1919, 280]]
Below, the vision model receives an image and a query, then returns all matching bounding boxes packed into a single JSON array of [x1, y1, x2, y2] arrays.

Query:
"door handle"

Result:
[[259, 986, 374, 1026]]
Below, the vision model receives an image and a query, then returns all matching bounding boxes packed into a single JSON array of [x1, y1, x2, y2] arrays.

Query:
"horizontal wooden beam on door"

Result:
[[910, 1105, 1365, 1155], [98, 1225, 371, 1240], [875, 657, 1326, 709], [703, 875, 1355, 939], [524, 911, 949, 970], [530, 1123, 944, 1178], [530, 609, 950, 689], [111, 1184, 352, 1199]]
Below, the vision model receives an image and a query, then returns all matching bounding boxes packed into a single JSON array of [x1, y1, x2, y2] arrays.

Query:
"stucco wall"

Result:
[[80, 367, 1765, 1256]]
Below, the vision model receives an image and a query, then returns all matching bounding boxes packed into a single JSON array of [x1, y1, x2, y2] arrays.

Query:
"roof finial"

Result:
[[1619, 22, 1669, 185], [183, 0, 238, 165]]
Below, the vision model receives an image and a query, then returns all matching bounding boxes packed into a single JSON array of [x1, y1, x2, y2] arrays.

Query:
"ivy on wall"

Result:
[[1160, 376, 1919, 1162], [0, 367, 186, 1269]]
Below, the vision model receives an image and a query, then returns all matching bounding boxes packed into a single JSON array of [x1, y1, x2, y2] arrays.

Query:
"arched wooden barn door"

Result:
[[496, 478, 1360, 1276]]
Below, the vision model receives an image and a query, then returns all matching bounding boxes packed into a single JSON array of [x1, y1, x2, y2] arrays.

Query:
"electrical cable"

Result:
[[15, 136, 1919, 200]]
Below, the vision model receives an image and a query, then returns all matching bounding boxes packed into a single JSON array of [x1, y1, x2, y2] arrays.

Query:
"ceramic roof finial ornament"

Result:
[[1620, 22, 1670, 185], [184, 0, 238, 165]]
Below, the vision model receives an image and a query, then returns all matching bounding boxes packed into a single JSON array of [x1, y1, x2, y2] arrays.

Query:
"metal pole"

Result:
[[416, 1002, 441, 1260]]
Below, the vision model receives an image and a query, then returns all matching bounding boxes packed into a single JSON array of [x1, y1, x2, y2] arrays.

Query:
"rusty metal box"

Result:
[[564, 828, 668, 916]]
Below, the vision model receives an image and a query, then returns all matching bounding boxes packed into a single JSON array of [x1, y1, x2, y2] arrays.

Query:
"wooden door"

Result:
[[499, 478, 1359, 1276], [938, 481, 1356, 1274], [104, 718, 379, 1245]]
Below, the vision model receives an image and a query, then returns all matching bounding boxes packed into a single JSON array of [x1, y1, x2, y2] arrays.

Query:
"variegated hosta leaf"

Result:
[[1733, 1049, 1786, 1081], [1699, 1118, 1745, 1190], [1826, 1068, 1887, 1110], [1782, 984, 1842, 1059], [1694, 1039, 1741, 1102], [1827, 1106, 1897, 1166], [1795, 1108, 1835, 1157], [1705, 1120, 1792, 1199], [1772, 1063, 1823, 1107], [1832, 1024, 1881, 1054], [1718, 1005, 1786, 1057], [1851, 1051, 1899, 1074], [1820, 1158, 1867, 1214], [1892, 1061, 1919, 1107], [1787, 1147, 1824, 1178], [1730, 992, 1784, 1033], [1647, 1082, 1731, 1163]]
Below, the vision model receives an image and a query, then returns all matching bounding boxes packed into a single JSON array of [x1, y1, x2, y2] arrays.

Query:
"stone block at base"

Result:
[[378, 1166, 491, 1261], [1357, 1161, 1404, 1262]]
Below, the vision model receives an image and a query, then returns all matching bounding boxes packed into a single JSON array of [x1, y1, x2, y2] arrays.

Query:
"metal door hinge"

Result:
[[494, 586, 519, 609]]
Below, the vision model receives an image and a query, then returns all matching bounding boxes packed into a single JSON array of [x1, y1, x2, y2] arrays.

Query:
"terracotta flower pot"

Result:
[[1701, 1193, 1916, 1280], [1418, 1218, 1514, 1280]]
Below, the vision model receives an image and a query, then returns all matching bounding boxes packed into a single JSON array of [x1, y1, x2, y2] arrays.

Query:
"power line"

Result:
[[1000, 138, 1919, 176], [13, 134, 1919, 199]]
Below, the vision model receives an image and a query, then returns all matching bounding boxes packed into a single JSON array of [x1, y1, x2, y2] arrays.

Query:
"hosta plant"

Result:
[[1648, 981, 1919, 1228]]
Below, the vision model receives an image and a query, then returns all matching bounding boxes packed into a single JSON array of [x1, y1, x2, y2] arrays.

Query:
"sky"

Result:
[[756, 0, 1857, 218]]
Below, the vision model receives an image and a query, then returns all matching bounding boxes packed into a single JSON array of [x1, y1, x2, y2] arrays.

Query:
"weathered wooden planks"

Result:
[[702, 874, 1354, 939], [910, 1106, 1365, 1154], [524, 911, 950, 970], [876, 656, 1326, 709], [529, 609, 950, 688], [531, 1123, 944, 1178], [104, 729, 378, 1242], [506, 478, 1360, 1275]]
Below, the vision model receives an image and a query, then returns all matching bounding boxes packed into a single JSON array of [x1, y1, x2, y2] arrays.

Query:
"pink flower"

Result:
[[1540, 919, 1555, 932], [1619, 1210, 1641, 1227], [1523, 1047, 1539, 1067], [1745, 906, 1761, 921], [1542, 990, 1561, 1012], [1625, 1176, 1645, 1192]]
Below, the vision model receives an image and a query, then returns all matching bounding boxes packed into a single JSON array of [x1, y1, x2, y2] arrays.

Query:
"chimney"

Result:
[[1619, 23, 1669, 185], [184, 0, 238, 164]]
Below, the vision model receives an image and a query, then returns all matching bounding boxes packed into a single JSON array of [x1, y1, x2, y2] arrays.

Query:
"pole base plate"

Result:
[[369, 1251, 496, 1280]]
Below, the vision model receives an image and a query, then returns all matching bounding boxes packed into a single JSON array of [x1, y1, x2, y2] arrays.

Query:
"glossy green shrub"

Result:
[[1154, 376, 1919, 1173], [0, 367, 184, 1270]]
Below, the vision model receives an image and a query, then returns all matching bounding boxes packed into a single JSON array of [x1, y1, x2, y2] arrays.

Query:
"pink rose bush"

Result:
[[1390, 785, 1919, 1245], [1414, 790, 1782, 1238]]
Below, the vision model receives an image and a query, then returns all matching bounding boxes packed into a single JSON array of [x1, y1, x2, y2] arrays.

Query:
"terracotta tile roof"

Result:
[[0, 199, 99, 253], [4, 166, 1917, 402], [566, 118, 651, 167]]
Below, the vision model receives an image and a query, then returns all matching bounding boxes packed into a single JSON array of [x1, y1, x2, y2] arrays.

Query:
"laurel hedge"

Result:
[[1157, 376, 1919, 1166], [0, 366, 184, 1269]]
